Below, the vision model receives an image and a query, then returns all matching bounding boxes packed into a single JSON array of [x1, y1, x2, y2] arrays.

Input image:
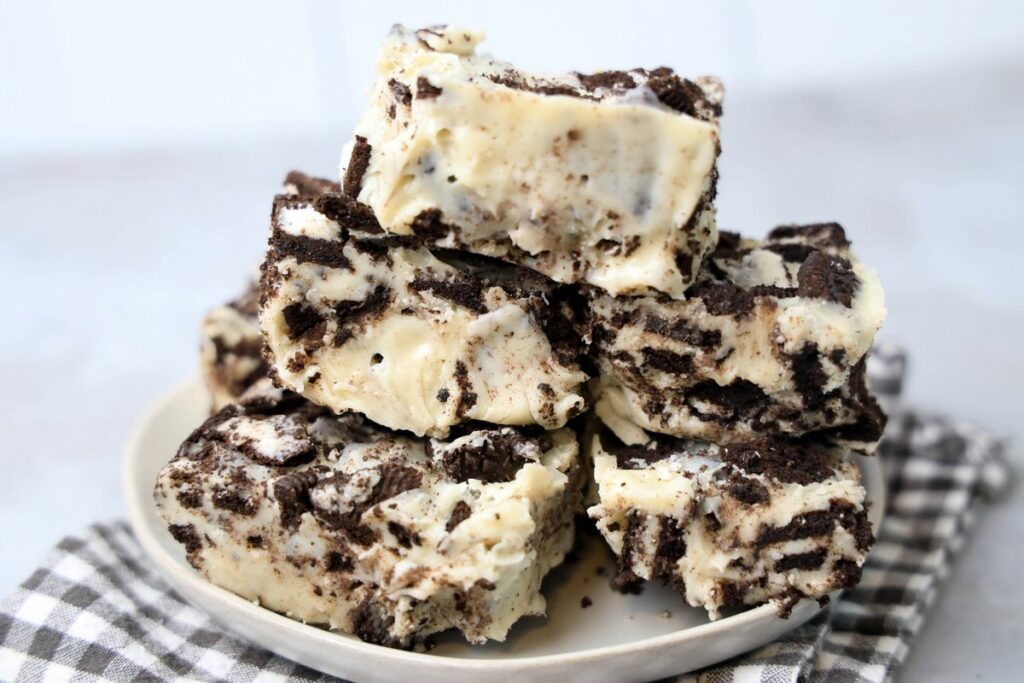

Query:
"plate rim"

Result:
[[123, 376, 887, 675]]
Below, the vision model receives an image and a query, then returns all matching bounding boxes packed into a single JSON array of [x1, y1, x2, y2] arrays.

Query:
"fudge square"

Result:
[[200, 284, 266, 412], [586, 418, 874, 619], [590, 223, 887, 450], [156, 380, 582, 648], [260, 190, 588, 437], [337, 25, 723, 298]]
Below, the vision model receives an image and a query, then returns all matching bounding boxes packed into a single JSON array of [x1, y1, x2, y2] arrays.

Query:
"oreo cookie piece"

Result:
[[586, 416, 874, 619], [259, 183, 587, 437], [283, 170, 341, 199], [341, 25, 722, 298], [155, 379, 583, 649], [589, 223, 887, 450]]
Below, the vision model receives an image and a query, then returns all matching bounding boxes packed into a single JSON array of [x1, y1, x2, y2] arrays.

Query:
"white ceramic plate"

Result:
[[124, 377, 886, 683]]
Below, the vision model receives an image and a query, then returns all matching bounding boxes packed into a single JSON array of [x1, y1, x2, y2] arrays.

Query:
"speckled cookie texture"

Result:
[[589, 223, 887, 450], [259, 191, 588, 438], [155, 379, 582, 648]]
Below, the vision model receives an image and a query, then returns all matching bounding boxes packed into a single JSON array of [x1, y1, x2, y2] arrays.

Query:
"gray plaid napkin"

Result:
[[0, 347, 1011, 683], [677, 347, 1011, 683]]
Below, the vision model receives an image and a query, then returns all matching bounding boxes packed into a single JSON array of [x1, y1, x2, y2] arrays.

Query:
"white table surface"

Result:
[[1, 63, 1021, 680]]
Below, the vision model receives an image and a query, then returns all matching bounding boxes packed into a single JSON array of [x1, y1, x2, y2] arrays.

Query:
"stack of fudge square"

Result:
[[157, 26, 886, 650]]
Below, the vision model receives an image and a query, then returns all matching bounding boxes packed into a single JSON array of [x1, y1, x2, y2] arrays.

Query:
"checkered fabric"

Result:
[[0, 346, 1010, 682], [676, 345, 1011, 683], [0, 523, 336, 683]]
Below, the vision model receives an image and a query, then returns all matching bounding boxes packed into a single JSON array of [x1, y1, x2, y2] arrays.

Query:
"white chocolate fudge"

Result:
[[200, 285, 267, 411], [260, 190, 588, 437], [155, 380, 582, 648], [586, 421, 873, 619], [590, 224, 887, 448], [339, 25, 722, 298]]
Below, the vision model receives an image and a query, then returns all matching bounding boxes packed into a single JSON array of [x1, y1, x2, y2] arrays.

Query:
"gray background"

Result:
[[1, 2, 1022, 680]]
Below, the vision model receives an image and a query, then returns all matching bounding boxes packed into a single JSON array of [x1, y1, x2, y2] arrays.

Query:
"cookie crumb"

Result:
[[659, 609, 672, 619], [581, 596, 593, 608]]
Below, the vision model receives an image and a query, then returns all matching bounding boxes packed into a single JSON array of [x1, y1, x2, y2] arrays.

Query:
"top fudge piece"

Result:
[[338, 25, 722, 298], [260, 187, 588, 437], [590, 223, 887, 448]]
